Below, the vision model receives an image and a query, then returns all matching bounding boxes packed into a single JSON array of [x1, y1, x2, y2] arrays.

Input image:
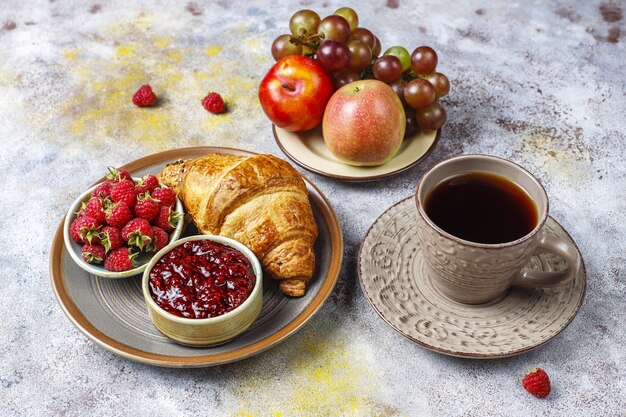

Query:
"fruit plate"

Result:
[[50, 147, 343, 367], [273, 125, 440, 181]]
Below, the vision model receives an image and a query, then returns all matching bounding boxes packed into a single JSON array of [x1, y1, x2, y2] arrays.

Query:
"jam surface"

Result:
[[149, 239, 256, 319]]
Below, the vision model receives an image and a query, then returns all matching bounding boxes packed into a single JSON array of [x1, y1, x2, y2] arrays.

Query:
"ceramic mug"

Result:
[[415, 154, 581, 304]]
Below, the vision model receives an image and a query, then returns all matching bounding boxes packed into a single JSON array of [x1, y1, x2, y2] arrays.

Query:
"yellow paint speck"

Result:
[[116, 44, 136, 57], [206, 45, 222, 57], [63, 49, 79, 62]]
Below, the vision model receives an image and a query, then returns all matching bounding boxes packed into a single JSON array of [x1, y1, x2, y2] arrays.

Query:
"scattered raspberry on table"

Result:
[[132, 84, 158, 107], [522, 368, 551, 398], [202, 92, 226, 114]]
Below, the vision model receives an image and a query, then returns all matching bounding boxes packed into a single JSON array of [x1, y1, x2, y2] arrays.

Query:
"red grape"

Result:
[[371, 36, 382, 58], [316, 40, 350, 72], [332, 68, 361, 90], [389, 79, 408, 107], [415, 101, 446, 131], [411, 46, 438, 74], [318, 15, 351, 42], [372, 55, 402, 83], [404, 78, 436, 109], [271, 34, 302, 61], [424, 72, 450, 97], [347, 39, 372, 71], [404, 107, 418, 138], [349, 27, 376, 49]]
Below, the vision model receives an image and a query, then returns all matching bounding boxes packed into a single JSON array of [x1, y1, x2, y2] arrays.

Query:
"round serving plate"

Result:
[[358, 197, 586, 359], [50, 147, 343, 367], [273, 125, 440, 182]]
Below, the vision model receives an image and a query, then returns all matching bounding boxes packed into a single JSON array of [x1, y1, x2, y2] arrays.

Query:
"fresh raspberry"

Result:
[[82, 243, 106, 264], [201, 92, 226, 114], [135, 174, 159, 195], [148, 227, 169, 252], [151, 187, 177, 208], [154, 206, 183, 232], [132, 84, 157, 107], [106, 167, 132, 183], [99, 226, 124, 253], [79, 197, 106, 224], [69, 216, 101, 244], [111, 180, 137, 209], [522, 368, 551, 398], [104, 247, 138, 272], [92, 180, 114, 199], [134, 192, 160, 222], [122, 218, 154, 250], [104, 201, 132, 228]]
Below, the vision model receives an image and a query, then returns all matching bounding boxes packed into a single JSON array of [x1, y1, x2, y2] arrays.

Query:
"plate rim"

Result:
[[357, 196, 587, 359], [50, 146, 344, 367], [273, 124, 441, 182]]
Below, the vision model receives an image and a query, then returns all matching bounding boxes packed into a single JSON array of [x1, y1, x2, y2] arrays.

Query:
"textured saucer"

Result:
[[273, 125, 439, 182], [358, 197, 586, 358]]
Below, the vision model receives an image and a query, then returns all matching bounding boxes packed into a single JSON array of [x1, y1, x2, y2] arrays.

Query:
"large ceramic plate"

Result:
[[50, 147, 343, 367], [358, 197, 586, 358], [273, 125, 440, 181]]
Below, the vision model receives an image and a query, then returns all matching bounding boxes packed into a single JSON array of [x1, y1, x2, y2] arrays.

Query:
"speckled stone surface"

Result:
[[1, 0, 624, 416]]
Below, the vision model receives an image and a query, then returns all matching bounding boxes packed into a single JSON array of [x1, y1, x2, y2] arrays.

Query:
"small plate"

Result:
[[273, 125, 440, 182], [50, 147, 343, 367], [63, 178, 185, 279], [358, 197, 586, 358]]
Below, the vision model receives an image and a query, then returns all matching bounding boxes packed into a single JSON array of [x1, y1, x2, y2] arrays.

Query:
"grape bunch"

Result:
[[270, 7, 450, 135]]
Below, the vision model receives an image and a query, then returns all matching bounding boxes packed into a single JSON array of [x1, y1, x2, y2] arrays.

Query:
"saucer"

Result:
[[358, 197, 586, 358], [273, 125, 439, 182]]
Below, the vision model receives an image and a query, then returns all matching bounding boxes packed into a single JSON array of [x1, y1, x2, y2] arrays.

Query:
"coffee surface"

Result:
[[424, 172, 538, 244]]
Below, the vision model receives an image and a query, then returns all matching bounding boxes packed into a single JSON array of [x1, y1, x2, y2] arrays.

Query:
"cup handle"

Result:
[[514, 233, 581, 288]]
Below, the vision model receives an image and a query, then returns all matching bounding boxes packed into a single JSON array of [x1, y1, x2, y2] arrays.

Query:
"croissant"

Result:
[[157, 153, 318, 297]]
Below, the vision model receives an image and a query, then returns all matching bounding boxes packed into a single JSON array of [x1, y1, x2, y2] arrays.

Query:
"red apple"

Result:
[[258, 55, 334, 132], [322, 80, 405, 166]]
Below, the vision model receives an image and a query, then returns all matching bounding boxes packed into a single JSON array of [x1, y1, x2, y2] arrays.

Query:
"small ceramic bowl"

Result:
[[63, 178, 185, 278], [142, 235, 263, 346]]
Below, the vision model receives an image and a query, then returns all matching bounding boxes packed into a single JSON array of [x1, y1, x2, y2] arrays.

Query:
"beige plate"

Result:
[[273, 125, 440, 181], [50, 147, 343, 367], [358, 197, 586, 358]]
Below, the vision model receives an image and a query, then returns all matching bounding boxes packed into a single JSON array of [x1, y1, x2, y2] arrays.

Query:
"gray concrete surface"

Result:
[[0, 0, 624, 416]]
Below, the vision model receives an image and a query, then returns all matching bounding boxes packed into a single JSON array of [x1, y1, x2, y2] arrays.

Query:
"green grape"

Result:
[[372, 55, 402, 83], [289, 9, 321, 36], [318, 15, 351, 42], [415, 101, 446, 131], [334, 7, 358, 31], [332, 68, 361, 90], [347, 39, 372, 71], [384, 46, 411, 72], [404, 78, 436, 109], [317, 40, 350, 72], [348, 27, 375, 49], [411, 46, 438, 75], [271, 34, 303, 61], [371, 36, 382, 58], [424, 72, 450, 97]]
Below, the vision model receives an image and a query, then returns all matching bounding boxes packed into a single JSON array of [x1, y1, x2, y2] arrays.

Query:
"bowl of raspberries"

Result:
[[63, 167, 185, 278]]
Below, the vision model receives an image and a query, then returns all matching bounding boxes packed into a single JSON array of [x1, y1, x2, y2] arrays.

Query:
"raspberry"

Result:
[[152, 187, 177, 207], [132, 84, 157, 107], [104, 201, 132, 228], [70, 216, 101, 244], [201, 92, 226, 114], [135, 174, 159, 195], [99, 226, 124, 253], [82, 243, 106, 264], [522, 368, 551, 398], [106, 167, 133, 183], [122, 218, 154, 250], [111, 180, 137, 209], [92, 180, 114, 198], [134, 192, 160, 222], [148, 227, 169, 252], [79, 197, 106, 224], [104, 247, 138, 272], [154, 205, 183, 232]]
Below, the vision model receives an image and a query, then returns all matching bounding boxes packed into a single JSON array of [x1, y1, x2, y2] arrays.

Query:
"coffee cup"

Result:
[[415, 154, 581, 304]]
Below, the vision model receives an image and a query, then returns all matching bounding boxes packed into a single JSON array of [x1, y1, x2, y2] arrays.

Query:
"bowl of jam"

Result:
[[142, 235, 263, 346]]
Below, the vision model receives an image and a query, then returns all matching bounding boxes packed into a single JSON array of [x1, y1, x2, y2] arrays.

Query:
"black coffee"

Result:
[[424, 172, 538, 244]]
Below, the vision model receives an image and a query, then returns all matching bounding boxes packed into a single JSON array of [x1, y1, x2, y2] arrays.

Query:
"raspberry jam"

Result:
[[149, 239, 256, 319]]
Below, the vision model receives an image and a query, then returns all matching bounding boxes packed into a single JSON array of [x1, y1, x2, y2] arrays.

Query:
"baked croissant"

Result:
[[158, 153, 318, 297]]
